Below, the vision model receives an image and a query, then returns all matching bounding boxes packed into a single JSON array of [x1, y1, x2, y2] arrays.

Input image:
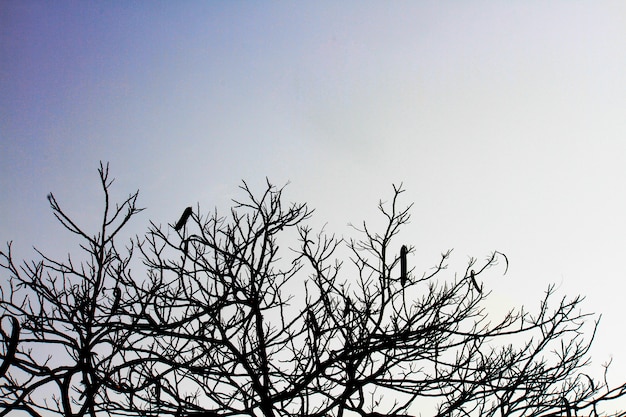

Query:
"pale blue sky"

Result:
[[2, 1, 626, 391]]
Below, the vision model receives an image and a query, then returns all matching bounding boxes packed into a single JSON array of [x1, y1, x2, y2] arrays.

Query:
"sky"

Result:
[[2, 0, 626, 406]]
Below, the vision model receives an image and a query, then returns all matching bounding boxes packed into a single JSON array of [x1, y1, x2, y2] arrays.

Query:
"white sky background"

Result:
[[2, 0, 626, 409]]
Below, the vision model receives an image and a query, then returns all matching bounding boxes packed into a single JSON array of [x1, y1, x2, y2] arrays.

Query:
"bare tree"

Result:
[[126, 182, 626, 417], [2, 166, 626, 417], [0, 163, 144, 417]]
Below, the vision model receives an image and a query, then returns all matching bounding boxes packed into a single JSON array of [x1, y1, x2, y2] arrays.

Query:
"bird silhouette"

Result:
[[400, 245, 408, 286], [174, 207, 193, 231], [111, 287, 121, 314], [343, 297, 352, 318], [0, 315, 19, 378], [469, 269, 481, 293], [308, 310, 320, 336]]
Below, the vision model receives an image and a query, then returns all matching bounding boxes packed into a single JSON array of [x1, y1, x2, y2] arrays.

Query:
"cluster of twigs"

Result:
[[1, 164, 625, 417]]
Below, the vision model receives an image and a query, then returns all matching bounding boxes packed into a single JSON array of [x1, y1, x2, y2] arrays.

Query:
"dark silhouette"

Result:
[[469, 269, 481, 293], [343, 297, 352, 318], [0, 315, 19, 378], [308, 309, 320, 336], [400, 244, 408, 286], [174, 206, 193, 231], [111, 287, 121, 314], [563, 396, 573, 417], [2, 167, 626, 417], [182, 239, 189, 255]]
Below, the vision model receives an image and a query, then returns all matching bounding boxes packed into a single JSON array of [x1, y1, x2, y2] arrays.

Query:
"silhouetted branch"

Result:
[[2, 168, 625, 417]]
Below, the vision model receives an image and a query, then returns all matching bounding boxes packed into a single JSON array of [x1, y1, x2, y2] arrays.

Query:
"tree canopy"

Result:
[[1, 163, 625, 417]]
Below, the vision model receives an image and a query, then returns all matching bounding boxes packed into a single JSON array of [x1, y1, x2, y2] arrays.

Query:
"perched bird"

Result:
[[0, 315, 19, 378], [343, 297, 352, 318], [469, 269, 481, 293], [400, 245, 408, 286], [307, 310, 320, 337], [174, 207, 193, 231], [111, 287, 121, 314]]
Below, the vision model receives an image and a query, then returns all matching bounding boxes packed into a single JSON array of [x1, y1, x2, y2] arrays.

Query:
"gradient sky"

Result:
[[2, 1, 626, 399]]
